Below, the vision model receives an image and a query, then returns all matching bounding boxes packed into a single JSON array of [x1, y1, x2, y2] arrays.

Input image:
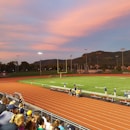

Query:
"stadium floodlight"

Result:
[[121, 48, 125, 71], [37, 52, 43, 75]]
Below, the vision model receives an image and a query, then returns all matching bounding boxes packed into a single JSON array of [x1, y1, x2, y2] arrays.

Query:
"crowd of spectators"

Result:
[[0, 93, 76, 130]]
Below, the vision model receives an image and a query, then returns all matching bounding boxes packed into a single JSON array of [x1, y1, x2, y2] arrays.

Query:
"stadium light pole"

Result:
[[16, 55, 20, 72], [121, 48, 125, 71], [84, 49, 88, 72], [115, 55, 119, 67], [70, 54, 72, 72], [37, 52, 43, 75], [0, 58, 2, 72]]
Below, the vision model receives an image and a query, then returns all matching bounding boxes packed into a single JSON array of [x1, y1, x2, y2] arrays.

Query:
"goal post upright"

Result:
[[57, 59, 67, 78]]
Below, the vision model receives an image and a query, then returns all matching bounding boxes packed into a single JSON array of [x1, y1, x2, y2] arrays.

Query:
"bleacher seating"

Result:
[[0, 92, 89, 130]]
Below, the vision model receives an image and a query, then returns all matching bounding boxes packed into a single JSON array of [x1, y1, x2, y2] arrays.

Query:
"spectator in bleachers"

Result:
[[0, 103, 6, 114], [50, 119, 60, 130], [25, 116, 36, 130], [0, 104, 18, 125], [32, 111, 42, 129], [54, 127, 60, 130], [26, 110, 33, 119], [37, 116, 45, 130], [10, 113, 25, 130], [9, 100, 16, 105], [58, 120, 65, 130], [0, 94, 9, 105], [44, 115, 51, 130], [25, 110, 41, 130], [18, 103, 25, 114], [66, 124, 75, 130], [41, 113, 47, 124], [0, 113, 24, 130], [0, 94, 10, 114]]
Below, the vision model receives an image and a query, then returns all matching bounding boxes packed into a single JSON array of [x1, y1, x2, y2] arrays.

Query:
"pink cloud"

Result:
[[0, 51, 27, 63], [0, 25, 44, 42], [0, 1, 24, 7], [31, 36, 71, 51], [42, 36, 69, 44], [31, 1, 130, 50], [0, 42, 12, 49], [47, 1, 130, 38], [32, 43, 58, 51], [0, 23, 43, 34], [0, 42, 6, 47]]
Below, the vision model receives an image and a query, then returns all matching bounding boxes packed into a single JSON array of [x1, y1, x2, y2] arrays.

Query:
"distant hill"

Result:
[[34, 50, 130, 68]]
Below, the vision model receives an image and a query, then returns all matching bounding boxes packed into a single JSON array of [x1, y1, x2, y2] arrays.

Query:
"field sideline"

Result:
[[1, 74, 130, 129], [19, 74, 130, 96]]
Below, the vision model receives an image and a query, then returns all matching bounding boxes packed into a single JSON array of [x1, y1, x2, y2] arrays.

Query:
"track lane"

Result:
[[1, 76, 130, 130]]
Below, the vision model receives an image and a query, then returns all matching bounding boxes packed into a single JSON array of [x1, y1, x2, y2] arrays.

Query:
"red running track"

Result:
[[0, 76, 130, 130]]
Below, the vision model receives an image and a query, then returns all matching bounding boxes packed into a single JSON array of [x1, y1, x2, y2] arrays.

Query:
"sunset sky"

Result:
[[1, 0, 130, 64]]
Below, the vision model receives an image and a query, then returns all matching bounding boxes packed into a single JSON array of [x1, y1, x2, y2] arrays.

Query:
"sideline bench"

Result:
[[50, 86, 130, 106], [50, 86, 70, 93], [119, 99, 130, 105], [90, 94, 102, 99], [90, 94, 115, 102]]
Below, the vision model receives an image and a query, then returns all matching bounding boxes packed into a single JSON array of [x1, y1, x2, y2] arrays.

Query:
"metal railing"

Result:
[[0, 92, 90, 130]]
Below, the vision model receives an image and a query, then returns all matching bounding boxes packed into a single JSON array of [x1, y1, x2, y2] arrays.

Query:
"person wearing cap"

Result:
[[25, 110, 40, 130], [0, 104, 18, 125], [25, 110, 33, 125], [26, 110, 33, 118]]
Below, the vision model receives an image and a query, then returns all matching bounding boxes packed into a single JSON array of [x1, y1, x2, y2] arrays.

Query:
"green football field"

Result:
[[19, 76, 130, 96]]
